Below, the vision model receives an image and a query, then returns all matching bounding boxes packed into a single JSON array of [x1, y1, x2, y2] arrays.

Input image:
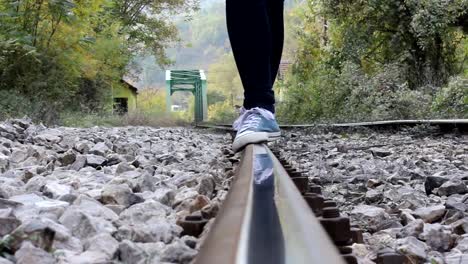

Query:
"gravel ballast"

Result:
[[0, 119, 232, 264], [275, 127, 468, 263]]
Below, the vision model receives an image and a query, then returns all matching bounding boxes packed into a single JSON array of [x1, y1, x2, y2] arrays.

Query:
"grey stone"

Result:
[[64, 250, 111, 264], [89, 142, 110, 156], [15, 241, 55, 264], [75, 141, 92, 154], [5, 217, 81, 252], [101, 183, 144, 207], [362, 230, 397, 253], [71, 194, 119, 221], [425, 175, 449, 195], [397, 219, 424, 238], [9, 193, 44, 205], [117, 201, 181, 243], [173, 188, 199, 207], [59, 207, 116, 239], [117, 220, 181, 243], [427, 251, 444, 264], [350, 205, 390, 232], [446, 195, 468, 212], [84, 233, 119, 257], [59, 150, 76, 166], [9, 149, 28, 163], [33, 132, 62, 144], [118, 240, 147, 264], [0, 217, 21, 236], [0, 257, 13, 264], [0, 154, 9, 173], [370, 148, 393, 157], [4, 219, 55, 251], [135, 242, 166, 263], [24, 175, 47, 192], [105, 204, 125, 215], [445, 253, 468, 264], [160, 240, 197, 264], [438, 180, 468, 196], [396, 236, 428, 261], [149, 188, 176, 207], [85, 154, 106, 167], [0, 208, 13, 217], [0, 198, 22, 209], [70, 155, 87, 171], [365, 189, 383, 203], [452, 219, 468, 235], [419, 223, 455, 252], [196, 175, 215, 197], [412, 205, 446, 223], [115, 162, 135, 174], [454, 235, 468, 253], [121, 171, 157, 192], [42, 182, 72, 198]]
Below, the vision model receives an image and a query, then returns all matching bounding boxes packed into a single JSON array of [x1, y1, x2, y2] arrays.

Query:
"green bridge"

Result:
[[166, 70, 208, 123]]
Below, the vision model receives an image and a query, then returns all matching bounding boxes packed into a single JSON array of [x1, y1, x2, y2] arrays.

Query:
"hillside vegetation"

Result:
[[0, 0, 466, 125], [276, 0, 468, 123], [0, 0, 195, 123]]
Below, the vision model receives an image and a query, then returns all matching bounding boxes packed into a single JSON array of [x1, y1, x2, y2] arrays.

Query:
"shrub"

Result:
[[432, 77, 468, 118], [208, 101, 237, 124]]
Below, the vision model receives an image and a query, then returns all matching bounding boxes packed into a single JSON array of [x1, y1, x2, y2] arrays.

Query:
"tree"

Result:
[[319, 0, 468, 87]]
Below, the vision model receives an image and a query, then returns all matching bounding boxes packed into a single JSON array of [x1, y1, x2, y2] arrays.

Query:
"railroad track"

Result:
[[182, 119, 466, 263], [196, 119, 468, 133], [179, 144, 361, 264]]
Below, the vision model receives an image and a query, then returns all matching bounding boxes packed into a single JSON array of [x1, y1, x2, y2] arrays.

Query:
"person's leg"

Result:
[[267, 0, 285, 86], [226, 0, 275, 113], [227, 0, 284, 152]]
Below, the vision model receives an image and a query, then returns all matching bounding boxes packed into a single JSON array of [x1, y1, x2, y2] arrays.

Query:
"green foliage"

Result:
[[207, 53, 243, 108], [278, 0, 467, 123], [0, 0, 193, 123], [138, 89, 167, 115], [432, 77, 468, 118], [111, 0, 198, 65], [208, 100, 237, 123], [61, 111, 187, 127]]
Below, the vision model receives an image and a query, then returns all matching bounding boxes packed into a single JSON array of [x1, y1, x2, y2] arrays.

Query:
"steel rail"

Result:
[[196, 119, 468, 131], [194, 144, 345, 264]]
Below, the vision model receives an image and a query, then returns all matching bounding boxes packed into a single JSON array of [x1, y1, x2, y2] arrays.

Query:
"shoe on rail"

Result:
[[232, 107, 281, 152]]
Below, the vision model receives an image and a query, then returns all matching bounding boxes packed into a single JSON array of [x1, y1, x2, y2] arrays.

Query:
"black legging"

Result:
[[226, 0, 284, 113]]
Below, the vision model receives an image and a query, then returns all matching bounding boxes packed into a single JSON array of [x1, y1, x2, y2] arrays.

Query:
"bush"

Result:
[[278, 63, 436, 123], [343, 63, 433, 121], [60, 111, 187, 128], [432, 77, 468, 118], [208, 101, 237, 124]]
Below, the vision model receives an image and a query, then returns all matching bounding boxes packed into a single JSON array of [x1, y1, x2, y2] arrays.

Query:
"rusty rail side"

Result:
[[194, 144, 345, 264], [194, 145, 254, 264], [197, 119, 468, 130]]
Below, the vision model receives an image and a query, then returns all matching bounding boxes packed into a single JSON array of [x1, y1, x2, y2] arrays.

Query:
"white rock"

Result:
[[350, 205, 389, 231], [101, 183, 143, 207], [412, 205, 446, 223], [396, 236, 428, 261], [118, 240, 147, 264], [15, 241, 55, 264], [59, 208, 116, 239], [84, 233, 119, 257], [42, 182, 72, 198]]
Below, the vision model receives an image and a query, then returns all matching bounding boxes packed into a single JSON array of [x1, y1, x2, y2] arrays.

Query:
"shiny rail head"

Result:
[[194, 144, 345, 264]]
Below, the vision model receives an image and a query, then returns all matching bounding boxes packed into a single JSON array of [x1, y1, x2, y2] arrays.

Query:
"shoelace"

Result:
[[233, 107, 275, 131]]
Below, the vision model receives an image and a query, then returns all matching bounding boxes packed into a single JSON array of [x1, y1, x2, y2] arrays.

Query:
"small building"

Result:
[[113, 79, 138, 114]]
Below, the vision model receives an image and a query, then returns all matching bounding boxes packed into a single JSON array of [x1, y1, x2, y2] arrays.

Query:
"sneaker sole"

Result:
[[232, 131, 281, 152]]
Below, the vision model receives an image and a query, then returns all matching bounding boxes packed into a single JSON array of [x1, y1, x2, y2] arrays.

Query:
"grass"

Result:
[[60, 111, 189, 128]]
